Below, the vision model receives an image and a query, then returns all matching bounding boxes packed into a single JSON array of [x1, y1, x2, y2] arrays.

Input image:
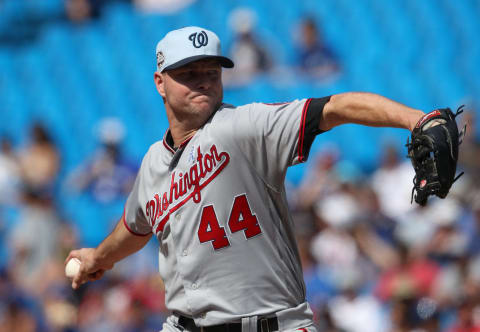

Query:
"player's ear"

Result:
[[154, 71, 166, 98]]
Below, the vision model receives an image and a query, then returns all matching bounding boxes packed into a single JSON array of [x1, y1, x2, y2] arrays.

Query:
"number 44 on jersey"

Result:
[[198, 194, 262, 250]]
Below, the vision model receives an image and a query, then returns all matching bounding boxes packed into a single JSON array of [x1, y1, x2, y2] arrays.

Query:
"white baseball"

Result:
[[65, 258, 81, 278]]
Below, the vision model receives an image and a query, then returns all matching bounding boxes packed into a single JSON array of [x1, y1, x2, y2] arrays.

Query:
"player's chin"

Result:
[[192, 99, 219, 114]]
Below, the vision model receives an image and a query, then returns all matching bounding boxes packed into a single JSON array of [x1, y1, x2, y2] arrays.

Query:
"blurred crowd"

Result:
[[1, 0, 342, 85], [1, 1, 480, 332], [1, 112, 479, 332], [0, 118, 157, 332], [289, 112, 480, 332]]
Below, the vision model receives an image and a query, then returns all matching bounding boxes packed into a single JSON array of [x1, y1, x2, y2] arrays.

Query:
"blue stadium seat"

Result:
[[23, 0, 64, 17]]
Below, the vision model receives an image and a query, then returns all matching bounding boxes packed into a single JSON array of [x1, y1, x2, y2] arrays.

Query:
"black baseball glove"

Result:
[[406, 106, 467, 205]]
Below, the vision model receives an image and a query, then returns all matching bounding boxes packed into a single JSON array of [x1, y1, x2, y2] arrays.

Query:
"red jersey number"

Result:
[[228, 195, 262, 238], [198, 194, 262, 250], [198, 205, 230, 250]]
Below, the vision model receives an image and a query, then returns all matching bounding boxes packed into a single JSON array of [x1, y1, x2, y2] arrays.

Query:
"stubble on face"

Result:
[[163, 59, 223, 123]]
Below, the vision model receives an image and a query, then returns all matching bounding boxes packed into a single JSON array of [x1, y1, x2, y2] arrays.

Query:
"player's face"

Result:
[[157, 59, 223, 119]]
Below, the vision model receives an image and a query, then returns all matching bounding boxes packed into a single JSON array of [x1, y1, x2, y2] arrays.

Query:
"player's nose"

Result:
[[194, 72, 214, 90]]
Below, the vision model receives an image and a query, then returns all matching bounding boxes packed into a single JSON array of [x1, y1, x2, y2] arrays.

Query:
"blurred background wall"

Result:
[[1, 0, 480, 331]]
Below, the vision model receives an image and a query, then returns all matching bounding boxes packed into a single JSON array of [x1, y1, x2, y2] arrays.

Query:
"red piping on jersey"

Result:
[[122, 210, 152, 236], [179, 136, 193, 148], [155, 152, 230, 233], [297, 329, 308, 332], [298, 98, 312, 162], [162, 130, 194, 153], [162, 133, 175, 154]]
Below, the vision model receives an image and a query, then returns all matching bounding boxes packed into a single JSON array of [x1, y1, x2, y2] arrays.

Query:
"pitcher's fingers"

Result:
[[88, 270, 105, 281], [72, 278, 82, 290], [65, 250, 81, 265], [72, 274, 89, 290], [71, 269, 89, 290]]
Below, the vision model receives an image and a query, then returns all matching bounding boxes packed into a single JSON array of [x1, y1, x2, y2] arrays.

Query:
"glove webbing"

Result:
[[406, 105, 466, 205]]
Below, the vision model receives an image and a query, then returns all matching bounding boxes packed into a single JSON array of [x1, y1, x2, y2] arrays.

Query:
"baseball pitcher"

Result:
[[66, 26, 464, 332]]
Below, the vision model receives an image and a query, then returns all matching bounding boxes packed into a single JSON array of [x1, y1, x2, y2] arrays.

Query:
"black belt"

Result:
[[178, 315, 279, 332]]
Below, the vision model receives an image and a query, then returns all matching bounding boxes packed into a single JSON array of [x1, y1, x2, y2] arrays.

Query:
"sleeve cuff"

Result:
[[298, 96, 331, 162]]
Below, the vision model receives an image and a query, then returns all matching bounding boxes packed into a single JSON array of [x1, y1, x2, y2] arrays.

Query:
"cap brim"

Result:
[[162, 55, 234, 72]]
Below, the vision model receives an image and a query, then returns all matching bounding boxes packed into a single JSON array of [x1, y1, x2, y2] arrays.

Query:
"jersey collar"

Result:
[[162, 104, 227, 154], [162, 129, 193, 154]]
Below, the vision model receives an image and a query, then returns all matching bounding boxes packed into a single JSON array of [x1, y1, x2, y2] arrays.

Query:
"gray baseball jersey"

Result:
[[123, 97, 329, 328]]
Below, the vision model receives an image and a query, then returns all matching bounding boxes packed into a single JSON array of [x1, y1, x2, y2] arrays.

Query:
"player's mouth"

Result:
[[191, 93, 212, 102]]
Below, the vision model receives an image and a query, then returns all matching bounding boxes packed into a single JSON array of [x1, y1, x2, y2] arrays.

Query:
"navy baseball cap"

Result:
[[156, 26, 234, 72]]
